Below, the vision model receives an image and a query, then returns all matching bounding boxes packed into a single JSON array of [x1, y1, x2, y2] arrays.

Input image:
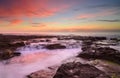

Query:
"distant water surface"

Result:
[[1, 31, 120, 38]]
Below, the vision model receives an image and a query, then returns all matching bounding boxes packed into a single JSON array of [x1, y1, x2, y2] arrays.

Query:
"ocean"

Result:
[[0, 31, 120, 38]]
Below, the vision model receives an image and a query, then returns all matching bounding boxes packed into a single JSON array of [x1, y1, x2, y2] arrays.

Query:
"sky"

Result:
[[0, 0, 120, 32]]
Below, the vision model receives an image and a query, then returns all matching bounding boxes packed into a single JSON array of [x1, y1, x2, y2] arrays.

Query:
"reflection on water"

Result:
[[0, 48, 81, 78], [10, 52, 52, 64]]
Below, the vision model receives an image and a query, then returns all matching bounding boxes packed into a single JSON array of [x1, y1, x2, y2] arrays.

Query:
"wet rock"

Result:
[[78, 47, 120, 64], [0, 49, 21, 60], [13, 52, 21, 56], [53, 62, 110, 78], [45, 44, 66, 50], [0, 49, 14, 60]]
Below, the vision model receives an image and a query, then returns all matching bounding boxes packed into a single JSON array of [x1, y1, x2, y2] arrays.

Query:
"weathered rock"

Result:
[[53, 62, 110, 78], [78, 47, 120, 64], [45, 44, 66, 50]]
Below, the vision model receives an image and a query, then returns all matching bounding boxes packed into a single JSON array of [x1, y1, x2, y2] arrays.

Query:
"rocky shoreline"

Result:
[[26, 35, 120, 78], [0, 34, 120, 78]]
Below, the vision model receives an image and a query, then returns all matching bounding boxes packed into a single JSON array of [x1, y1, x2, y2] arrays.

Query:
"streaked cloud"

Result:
[[76, 9, 118, 19], [31, 23, 47, 27], [97, 19, 120, 22], [31, 22, 59, 27]]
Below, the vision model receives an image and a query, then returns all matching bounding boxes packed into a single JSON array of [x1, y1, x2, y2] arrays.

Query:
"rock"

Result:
[[13, 52, 21, 56], [10, 42, 25, 47], [45, 44, 66, 50], [46, 39, 51, 42], [27, 70, 53, 78], [53, 62, 110, 78], [77, 47, 120, 64], [82, 40, 93, 45], [0, 49, 21, 60], [27, 66, 58, 78], [0, 49, 14, 60]]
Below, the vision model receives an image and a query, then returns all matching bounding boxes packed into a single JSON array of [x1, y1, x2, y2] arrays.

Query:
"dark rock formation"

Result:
[[0, 49, 14, 60], [0, 49, 21, 60], [46, 39, 51, 42], [0, 41, 23, 60], [45, 44, 66, 50], [78, 47, 120, 64], [53, 62, 110, 78], [9, 42, 25, 48]]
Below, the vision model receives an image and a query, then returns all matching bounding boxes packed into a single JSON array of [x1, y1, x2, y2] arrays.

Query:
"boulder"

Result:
[[53, 62, 110, 78]]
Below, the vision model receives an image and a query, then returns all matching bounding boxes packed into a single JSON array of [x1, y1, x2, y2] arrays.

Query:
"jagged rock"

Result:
[[45, 44, 66, 50], [53, 62, 110, 78]]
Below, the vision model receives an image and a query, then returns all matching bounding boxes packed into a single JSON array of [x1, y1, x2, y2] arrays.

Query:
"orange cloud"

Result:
[[10, 19, 23, 25]]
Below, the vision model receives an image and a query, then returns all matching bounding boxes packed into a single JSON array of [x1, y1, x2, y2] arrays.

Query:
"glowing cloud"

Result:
[[10, 19, 23, 25], [0, 0, 71, 18]]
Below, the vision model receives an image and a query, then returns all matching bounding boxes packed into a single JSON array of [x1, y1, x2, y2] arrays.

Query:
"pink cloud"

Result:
[[0, 0, 71, 18]]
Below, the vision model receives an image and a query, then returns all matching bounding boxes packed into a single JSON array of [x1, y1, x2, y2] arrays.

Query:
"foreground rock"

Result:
[[78, 47, 120, 64], [27, 66, 58, 78], [53, 62, 110, 78], [45, 44, 66, 50]]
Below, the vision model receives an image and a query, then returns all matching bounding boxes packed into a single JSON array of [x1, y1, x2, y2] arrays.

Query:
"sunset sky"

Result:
[[0, 0, 120, 32]]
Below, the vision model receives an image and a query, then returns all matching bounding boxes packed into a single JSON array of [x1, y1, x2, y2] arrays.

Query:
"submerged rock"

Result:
[[45, 44, 66, 50], [53, 62, 110, 78]]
